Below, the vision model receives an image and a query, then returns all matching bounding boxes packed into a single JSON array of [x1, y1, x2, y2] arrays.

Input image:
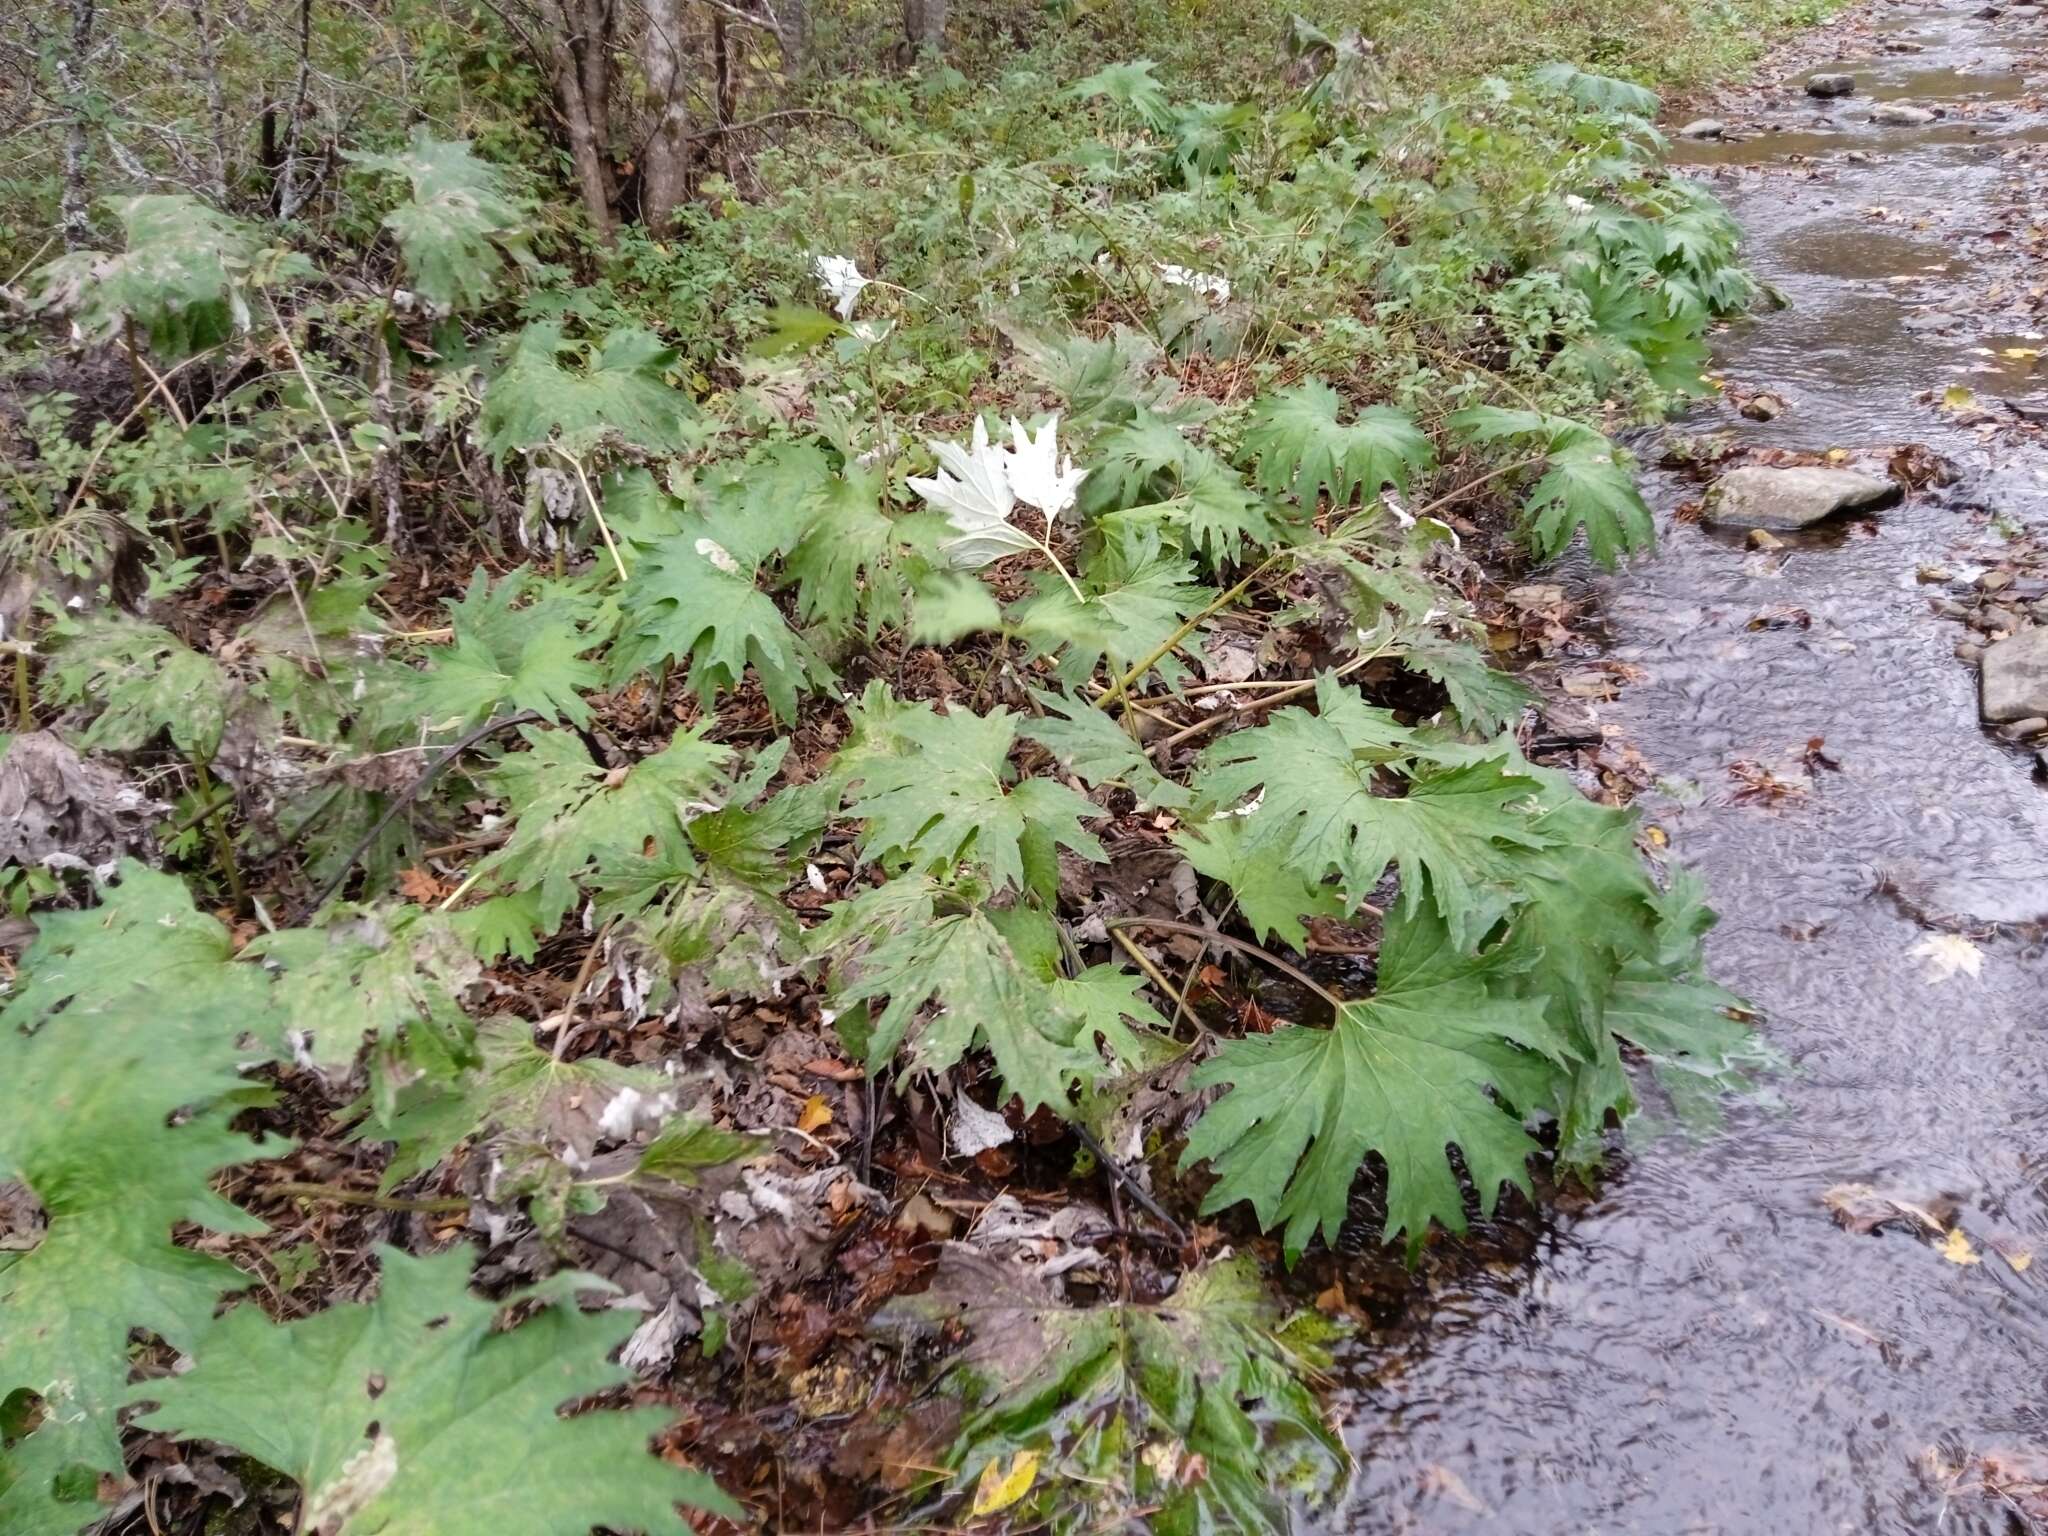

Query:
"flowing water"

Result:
[[1324, 5, 2048, 1530]]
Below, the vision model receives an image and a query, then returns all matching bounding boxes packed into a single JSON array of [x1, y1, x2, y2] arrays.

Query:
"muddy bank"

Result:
[[1318, 3, 2048, 1531]]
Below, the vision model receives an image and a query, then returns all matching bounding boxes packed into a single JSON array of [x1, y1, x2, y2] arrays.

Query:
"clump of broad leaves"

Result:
[[0, 35, 1760, 1536]]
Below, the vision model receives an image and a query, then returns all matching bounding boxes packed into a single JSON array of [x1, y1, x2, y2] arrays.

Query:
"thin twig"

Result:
[[684, 106, 869, 143], [1106, 915, 1358, 1013], [299, 709, 541, 918], [551, 918, 615, 1063], [1073, 1124, 1187, 1246], [1110, 928, 1192, 1020], [266, 1181, 470, 1214], [562, 450, 628, 581]]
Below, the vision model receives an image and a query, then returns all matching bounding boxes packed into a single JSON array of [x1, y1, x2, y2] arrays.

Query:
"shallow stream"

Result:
[[1324, 5, 2048, 1530]]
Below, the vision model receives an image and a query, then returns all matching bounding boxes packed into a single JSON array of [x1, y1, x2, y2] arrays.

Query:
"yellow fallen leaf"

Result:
[[2007, 1249, 2033, 1274], [1939, 1227, 1981, 1266], [1825, 446, 1852, 463], [2001, 347, 2042, 360], [796, 1093, 833, 1133], [972, 1449, 1042, 1517], [1943, 384, 1979, 411]]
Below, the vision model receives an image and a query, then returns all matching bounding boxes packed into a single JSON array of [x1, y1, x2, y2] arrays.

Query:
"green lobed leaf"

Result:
[[1192, 675, 1551, 944], [0, 867, 282, 1523], [1183, 902, 1570, 1261], [345, 130, 530, 315], [478, 322, 692, 463], [1240, 381, 1434, 510], [839, 688, 1105, 896], [476, 725, 733, 930], [132, 1245, 735, 1535]]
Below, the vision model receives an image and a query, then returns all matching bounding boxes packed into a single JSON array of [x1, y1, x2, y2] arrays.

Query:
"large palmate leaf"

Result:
[[345, 130, 530, 314], [1192, 675, 1550, 943], [1444, 406, 1654, 567], [478, 322, 692, 463], [1173, 814, 1347, 952], [1085, 415, 1280, 567], [874, 1247, 1347, 1535], [1066, 58, 1175, 129], [1182, 903, 1569, 1260], [592, 767, 824, 1000], [40, 613, 233, 761], [611, 531, 830, 722], [1529, 61, 1660, 118], [1010, 526, 1203, 689], [1399, 637, 1536, 735], [245, 905, 482, 1105], [1240, 381, 1433, 510], [476, 725, 732, 929], [1493, 782, 1752, 1158], [839, 687, 1105, 897], [397, 569, 608, 731], [837, 905, 1100, 1113], [993, 903, 1176, 1073], [784, 465, 905, 636], [1020, 687, 1190, 809], [1519, 440, 1654, 567], [31, 195, 299, 357], [0, 867, 281, 1529], [133, 1245, 733, 1536]]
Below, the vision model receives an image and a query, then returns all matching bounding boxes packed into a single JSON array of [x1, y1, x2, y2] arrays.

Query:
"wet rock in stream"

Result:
[[1679, 117, 1728, 138], [1701, 463, 1901, 529], [1979, 625, 2048, 721], [1872, 101, 1940, 124], [1807, 72, 1859, 96]]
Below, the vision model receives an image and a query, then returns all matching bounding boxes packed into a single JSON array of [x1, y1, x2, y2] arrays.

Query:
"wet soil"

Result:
[[1320, 3, 2048, 1530]]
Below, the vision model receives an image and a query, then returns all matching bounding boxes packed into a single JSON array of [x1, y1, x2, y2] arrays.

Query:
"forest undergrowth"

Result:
[[0, 4, 1782, 1531]]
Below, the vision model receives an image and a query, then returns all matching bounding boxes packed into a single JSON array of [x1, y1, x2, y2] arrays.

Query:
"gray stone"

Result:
[[1702, 465, 1902, 530], [1678, 118, 1727, 139], [1999, 715, 2048, 740], [1872, 102, 1938, 125], [1806, 72, 1857, 97], [1981, 627, 2048, 722]]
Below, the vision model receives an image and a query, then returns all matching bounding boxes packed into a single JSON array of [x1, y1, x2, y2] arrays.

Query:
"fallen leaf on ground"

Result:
[[796, 1094, 833, 1133], [972, 1449, 1042, 1516]]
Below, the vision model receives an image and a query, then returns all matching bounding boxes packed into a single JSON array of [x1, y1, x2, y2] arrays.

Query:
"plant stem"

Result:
[[192, 760, 246, 914], [564, 451, 629, 581], [12, 649, 31, 730], [266, 1181, 470, 1214], [1093, 555, 1278, 710], [1105, 915, 1353, 1014]]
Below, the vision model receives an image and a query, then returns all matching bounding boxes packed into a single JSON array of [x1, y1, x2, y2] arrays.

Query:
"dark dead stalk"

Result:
[[1105, 915, 1357, 1014], [299, 709, 541, 918]]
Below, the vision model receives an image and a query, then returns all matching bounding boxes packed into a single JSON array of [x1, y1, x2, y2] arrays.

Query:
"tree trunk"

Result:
[[57, 0, 96, 249], [188, 0, 231, 203], [276, 0, 315, 218], [771, 0, 806, 75], [902, 0, 945, 57], [534, 0, 616, 241], [636, 0, 692, 230]]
